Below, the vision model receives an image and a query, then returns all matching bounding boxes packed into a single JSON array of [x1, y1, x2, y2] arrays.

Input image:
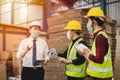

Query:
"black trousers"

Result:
[[67, 76, 85, 80], [88, 75, 112, 80], [22, 67, 44, 80]]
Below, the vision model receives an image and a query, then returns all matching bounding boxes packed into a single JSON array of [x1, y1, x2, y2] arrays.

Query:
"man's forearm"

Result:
[[20, 50, 28, 58]]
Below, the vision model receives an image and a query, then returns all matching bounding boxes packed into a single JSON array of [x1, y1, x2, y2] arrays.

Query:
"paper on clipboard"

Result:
[[75, 44, 90, 61], [75, 43, 90, 53]]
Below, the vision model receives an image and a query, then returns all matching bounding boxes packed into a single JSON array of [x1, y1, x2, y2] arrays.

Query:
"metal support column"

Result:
[[43, 0, 51, 30], [93, 0, 95, 7], [11, 1, 14, 24], [100, 0, 107, 15]]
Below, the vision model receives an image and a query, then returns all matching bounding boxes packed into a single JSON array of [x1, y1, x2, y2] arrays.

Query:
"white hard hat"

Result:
[[29, 21, 41, 28]]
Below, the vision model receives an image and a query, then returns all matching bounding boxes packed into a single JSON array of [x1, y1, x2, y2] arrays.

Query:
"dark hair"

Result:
[[72, 30, 81, 35], [89, 16, 104, 26]]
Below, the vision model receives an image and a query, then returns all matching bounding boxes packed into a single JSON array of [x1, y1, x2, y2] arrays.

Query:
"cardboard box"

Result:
[[0, 51, 10, 62], [12, 51, 22, 76], [0, 62, 7, 80]]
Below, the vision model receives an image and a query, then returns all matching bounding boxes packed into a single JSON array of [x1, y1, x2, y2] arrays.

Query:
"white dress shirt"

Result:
[[17, 36, 49, 67]]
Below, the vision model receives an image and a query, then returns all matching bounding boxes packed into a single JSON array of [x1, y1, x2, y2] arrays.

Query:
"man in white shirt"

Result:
[[17, 21, 49, 80]]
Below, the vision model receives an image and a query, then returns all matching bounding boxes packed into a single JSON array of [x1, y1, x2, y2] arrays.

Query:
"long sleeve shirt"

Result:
[[58, 37, 87, 65], [89, 30, 109, 64], [17, 36, 49, 67]]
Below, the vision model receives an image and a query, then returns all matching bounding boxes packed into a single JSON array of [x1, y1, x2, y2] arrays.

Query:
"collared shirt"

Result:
[[17, 36, 49, 67]]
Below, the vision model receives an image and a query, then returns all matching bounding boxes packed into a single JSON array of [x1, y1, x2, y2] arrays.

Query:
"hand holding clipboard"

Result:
[[75, 43, 90, 60]]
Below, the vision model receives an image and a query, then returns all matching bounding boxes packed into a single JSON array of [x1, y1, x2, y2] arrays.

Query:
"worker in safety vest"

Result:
[[55, 20, 87, 80], [77, 7, 113, 80]]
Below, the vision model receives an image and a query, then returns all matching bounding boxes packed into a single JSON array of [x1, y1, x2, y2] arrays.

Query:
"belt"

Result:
[[23, 67, 43, 69]]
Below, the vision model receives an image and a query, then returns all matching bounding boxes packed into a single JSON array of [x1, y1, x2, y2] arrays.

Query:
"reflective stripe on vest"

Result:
[[87, 31, 113, 78], [65, 38, 86, 78], [66, 68, 85, 73], [88, 65, 113, 72], [104, 56, 112, 61], [68, 49, 76, 60]]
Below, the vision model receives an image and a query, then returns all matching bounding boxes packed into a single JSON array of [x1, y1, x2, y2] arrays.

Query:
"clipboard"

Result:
[[75, 43, 90, 61], [50, 54, 58, 59], [48, 48, 58, 59], [33, 60, 45, 66]]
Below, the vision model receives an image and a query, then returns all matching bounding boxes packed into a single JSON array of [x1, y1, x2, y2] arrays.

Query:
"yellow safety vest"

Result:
[[87, 31, 113, 78], [65, 38, 86, 78]]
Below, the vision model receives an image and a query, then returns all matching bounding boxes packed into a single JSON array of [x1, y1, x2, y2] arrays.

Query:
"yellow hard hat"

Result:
[[84, 7, 105, 18], [64, 20, 82, 30]]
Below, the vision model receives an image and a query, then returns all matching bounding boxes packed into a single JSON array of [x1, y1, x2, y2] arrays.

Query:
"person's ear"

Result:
[[94, 21, 98, 26], [92, 20, 97, 27]]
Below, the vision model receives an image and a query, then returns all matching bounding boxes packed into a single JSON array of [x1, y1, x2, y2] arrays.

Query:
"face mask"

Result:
[[66, 31, 71, 40], [30, 29, 40, 38], [87, 23, 93, 33]]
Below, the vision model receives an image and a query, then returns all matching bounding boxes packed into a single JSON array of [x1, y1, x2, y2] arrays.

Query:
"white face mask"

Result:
[[30, 29, 40, 38], [66, 31, 71, 40]]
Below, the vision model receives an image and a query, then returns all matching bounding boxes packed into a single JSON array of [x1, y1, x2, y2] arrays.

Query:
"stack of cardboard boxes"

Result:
[[0, 51, 10, 80], [104, 17, 117, 64], [0, 62, 7, 80]]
